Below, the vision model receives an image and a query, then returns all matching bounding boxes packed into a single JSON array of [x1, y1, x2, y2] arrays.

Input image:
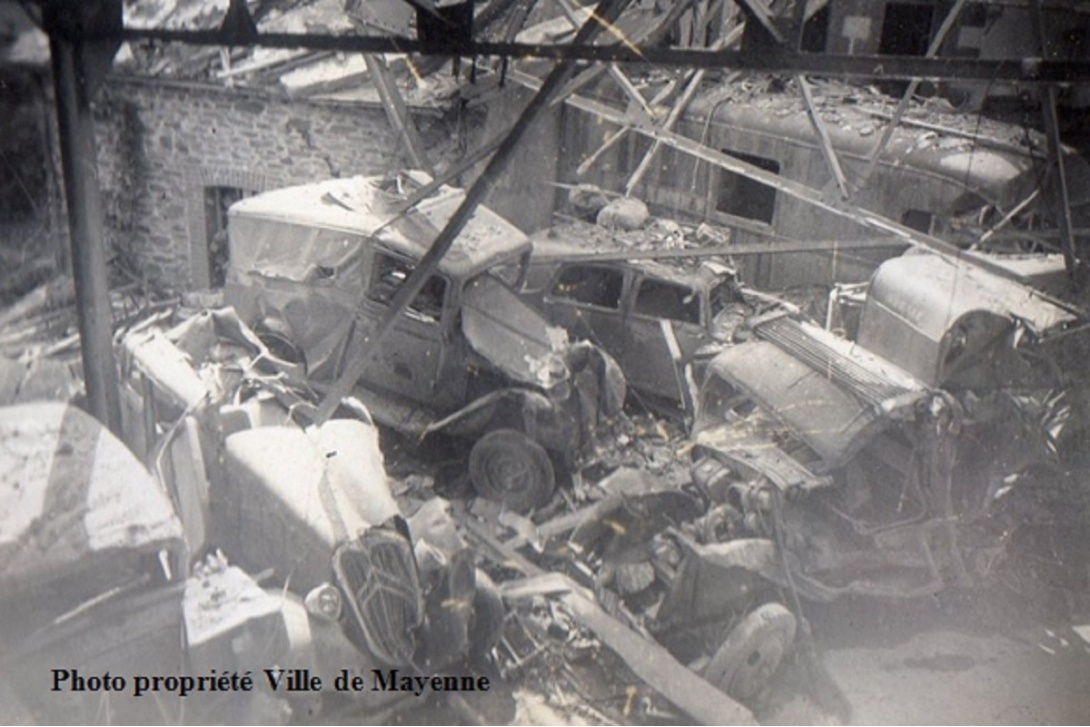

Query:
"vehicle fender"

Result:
[[422, 387, 568, 447]]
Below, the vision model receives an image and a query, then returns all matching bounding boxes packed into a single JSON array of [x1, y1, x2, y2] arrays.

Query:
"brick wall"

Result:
[[92, 75, 468, 290]]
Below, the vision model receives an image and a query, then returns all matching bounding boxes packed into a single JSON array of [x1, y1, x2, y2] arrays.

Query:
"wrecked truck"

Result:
[[223, 172, 624, 512], [116, 309, 505, 720], [551, 252, 1083, 704]]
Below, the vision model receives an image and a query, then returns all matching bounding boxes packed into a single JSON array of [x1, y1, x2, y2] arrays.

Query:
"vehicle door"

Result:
[[540, 262, 628, 362], [358, 249, 451, 407], [623, 274, 709, 407]]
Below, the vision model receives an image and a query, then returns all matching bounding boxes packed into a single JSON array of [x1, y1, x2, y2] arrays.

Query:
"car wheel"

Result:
[[703, 602, 797, 703], [469, 429, 555, 513]]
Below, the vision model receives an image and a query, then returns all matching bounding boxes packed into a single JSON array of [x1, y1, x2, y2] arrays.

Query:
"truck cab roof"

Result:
[[229, 171, 532, 280]]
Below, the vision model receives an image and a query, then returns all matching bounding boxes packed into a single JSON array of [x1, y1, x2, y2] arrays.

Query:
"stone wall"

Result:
[[92, 75, 467, 290]]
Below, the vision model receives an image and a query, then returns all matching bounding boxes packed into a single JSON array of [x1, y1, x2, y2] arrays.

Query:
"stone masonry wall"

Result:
[[92, 76, 465, 291]]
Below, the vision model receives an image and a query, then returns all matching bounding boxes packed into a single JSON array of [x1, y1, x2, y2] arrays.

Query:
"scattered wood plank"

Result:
[[463, 518, 757, 726]]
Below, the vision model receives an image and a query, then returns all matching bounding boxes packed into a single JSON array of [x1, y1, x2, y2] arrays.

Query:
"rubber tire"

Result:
[[468, 429, 556, 513], [703, 602, 797, 703]]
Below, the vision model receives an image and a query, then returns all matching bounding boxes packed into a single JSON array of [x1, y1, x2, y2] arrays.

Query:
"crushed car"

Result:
[[523, 220, 755, 418], [115, 308, 506, 720], [0, 402, 330, 724], [519, 251, 1085, 706], [676, 255, 1079, 616], [222, 172, 625, 512]]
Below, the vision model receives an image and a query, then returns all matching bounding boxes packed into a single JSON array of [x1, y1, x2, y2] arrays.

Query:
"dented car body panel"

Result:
[[525, 224, 742, 414], [117, 308, 504, 680], [462, 275, 569, 388], [224, 174, 621, 474], [224, 173, 533, 400], [688, 253, 1077, 601], [859, 253, 1077, 387], [696, 314, 929, 469], [0, 402, 342, 724], [0, 402, 186, 596], [218, 420, 400, 594]]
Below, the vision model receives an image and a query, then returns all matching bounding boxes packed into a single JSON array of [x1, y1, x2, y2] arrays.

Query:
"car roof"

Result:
[[530, 221, 732, 290], [229, 172, 531, 279]]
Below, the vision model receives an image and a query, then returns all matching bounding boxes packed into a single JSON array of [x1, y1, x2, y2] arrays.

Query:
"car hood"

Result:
[[699, 331, 928, 469]]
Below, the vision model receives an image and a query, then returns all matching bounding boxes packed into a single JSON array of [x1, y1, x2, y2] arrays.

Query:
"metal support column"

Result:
[[49, 35, 122, 433]]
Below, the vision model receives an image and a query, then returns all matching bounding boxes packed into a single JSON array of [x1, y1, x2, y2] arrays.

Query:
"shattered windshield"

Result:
[[485, 252, 528, 289], [228, 216, 364, 289]]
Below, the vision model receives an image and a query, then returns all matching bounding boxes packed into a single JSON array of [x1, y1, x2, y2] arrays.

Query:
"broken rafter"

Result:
[[548, 0, 656, 121], [532, 236, 906, 263], [551, 0, 696, 106], [979, 189, 1041, 244], [576, 73, 689, 177], [797, 75, 850, 199], [623, 33, 740, 195], [1034, 0, 1079, 281], [856, 109, 1046, 159], [462, 518, 756, 726], [1042, 84, 1079, 279], [734, 0, 784, 43], [366, 54, 435, 174]]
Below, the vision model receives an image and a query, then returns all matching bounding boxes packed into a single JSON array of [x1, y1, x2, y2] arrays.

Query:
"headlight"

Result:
[[304, 583, 343, 621]]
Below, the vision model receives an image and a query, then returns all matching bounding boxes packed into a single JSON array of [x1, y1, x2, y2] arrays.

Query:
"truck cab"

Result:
[[688, 253, 1079, 603]]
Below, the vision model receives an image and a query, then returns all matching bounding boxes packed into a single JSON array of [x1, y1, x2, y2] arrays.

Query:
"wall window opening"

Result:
[[204, 186, 250, 287]]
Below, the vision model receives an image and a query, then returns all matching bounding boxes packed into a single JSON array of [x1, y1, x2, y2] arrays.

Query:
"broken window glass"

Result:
[[369, 253, 447, 322], [227, 216, 362, 288], [550, 265, 624, 309], [634, 279, 701, 325]]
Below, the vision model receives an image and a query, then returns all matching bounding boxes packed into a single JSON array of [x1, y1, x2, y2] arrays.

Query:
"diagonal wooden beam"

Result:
[[797, 75, 849, 198], [853, 0, 968, 195], [550, 0, 696, 107], [508, 67, 1084, 316], [314, 0, 632, 423], [576, 77, 682, 176], [367, 54, 435, 174], [734, 0, 784, 43], [1043, 86, 1079, 279], [623, 58, 740, 194]]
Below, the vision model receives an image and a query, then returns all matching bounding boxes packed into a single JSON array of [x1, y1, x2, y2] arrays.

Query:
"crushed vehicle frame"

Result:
[[496, 251, 1086, 710], [115, 308, 506, 721], [223, 171, 625, 512], [523, 221, 746, 418], [685, 251, 1081, 607]]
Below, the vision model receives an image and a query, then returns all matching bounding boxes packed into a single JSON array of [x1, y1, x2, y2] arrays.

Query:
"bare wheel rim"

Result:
[[703, 602, 797, 703], [469, 429, 555, 513]]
